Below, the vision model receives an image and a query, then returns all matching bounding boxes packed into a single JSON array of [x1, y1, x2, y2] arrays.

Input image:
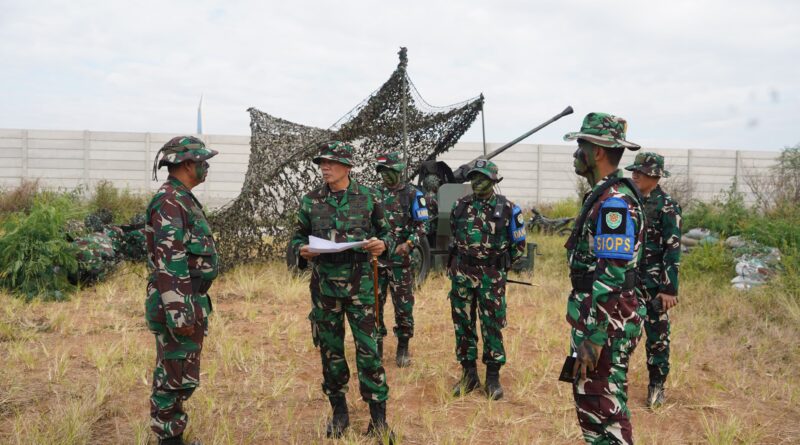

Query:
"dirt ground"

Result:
[[2, 235, 799, 444]]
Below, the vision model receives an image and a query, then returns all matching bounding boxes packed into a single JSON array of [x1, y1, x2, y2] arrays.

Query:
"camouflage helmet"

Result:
[[312, 141, 355, 167], [466, 159, 502, 182], [625, 151, 671, 177], [564, 112, 641, 151], [152, 136, 218, 180], [375, 151, 406, 173]]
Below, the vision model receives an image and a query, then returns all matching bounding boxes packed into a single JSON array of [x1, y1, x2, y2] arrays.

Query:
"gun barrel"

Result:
[[452, 105, 573, 182], [484, 105, 573, 161]]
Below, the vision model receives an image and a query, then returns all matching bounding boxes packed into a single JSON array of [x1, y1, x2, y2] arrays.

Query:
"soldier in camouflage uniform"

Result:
[[290, 141, 396, 441], [374, 152, 429, 367], [448, 159, 526, 400], [145, 136, 219, 445], [625, 152, 682, 408], [562, 113, 646, 444], [421, 174, 440, 240]]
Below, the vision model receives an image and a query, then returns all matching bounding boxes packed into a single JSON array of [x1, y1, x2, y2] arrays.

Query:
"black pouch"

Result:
[[559, 354, 578, 383], [648, 296, 664, 315]]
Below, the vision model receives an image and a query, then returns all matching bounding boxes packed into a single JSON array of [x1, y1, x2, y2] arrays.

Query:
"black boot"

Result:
[[159, 435, 201, 445], [395, 337, 411, 368], [452, 360, 481, 397], [377, 336, 384, 360], [485, 363, 504, 400], [326, 395, 350, 438], [366, 401, 395, 444], [647, 380, 666, 408]]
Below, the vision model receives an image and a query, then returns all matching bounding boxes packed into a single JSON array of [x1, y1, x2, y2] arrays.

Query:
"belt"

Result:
[[317, 251, 370, 264], [458, 255, 502, 268], [570, 269, 637, 293]]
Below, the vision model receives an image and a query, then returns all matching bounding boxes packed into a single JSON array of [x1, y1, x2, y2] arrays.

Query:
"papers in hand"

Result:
[[307, 235, 369, 254]]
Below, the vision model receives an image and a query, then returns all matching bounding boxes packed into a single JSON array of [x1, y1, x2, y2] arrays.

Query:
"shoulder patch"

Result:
[[412, 189, 429, 221], [508, 204, 526, 242], [595, 196, 635, 260]]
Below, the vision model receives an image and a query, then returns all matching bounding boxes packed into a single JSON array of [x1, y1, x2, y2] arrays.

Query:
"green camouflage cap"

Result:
[[466, 159, 502, 182], [312, 140, 354, 167], [375, 151, 406, 172], [564, 112, 641, 150], [152, 136, 218, 180], [625, 151, 670, 177], [156, 136, 218, 167]]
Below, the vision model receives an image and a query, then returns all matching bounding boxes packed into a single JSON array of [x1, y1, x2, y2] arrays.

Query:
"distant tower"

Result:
[[197, 94, 204, 135]]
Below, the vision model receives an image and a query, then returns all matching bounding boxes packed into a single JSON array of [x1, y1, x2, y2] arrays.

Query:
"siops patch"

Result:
[[595, 197, 634, 260]]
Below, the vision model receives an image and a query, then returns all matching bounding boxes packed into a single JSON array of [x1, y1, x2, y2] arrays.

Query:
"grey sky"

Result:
[[1, 0, 798, 150]]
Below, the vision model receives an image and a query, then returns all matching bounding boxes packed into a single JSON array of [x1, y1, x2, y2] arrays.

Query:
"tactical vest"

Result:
[[309, 190, 371, 240], [453, 193, 510, 250]]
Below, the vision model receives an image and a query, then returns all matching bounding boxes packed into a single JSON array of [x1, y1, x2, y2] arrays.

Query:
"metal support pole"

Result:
[[481, 108, 487, 156], [402, 73, 410, 182]]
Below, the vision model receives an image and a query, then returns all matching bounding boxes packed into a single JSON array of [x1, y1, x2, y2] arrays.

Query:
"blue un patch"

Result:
[[594, 197, 634, 260], [412, 190, 429, 221], [509, 205, 526, 242]]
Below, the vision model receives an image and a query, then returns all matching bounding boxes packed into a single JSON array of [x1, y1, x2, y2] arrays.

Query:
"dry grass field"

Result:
[[2, 234, 799, 444]]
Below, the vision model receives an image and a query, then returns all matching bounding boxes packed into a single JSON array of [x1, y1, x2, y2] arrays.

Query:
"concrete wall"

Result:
[[0, 128, 780, 208]]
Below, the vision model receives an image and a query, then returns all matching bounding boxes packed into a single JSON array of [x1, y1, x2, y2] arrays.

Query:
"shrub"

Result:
[[681, 242, 735, 285], [0, 198, 80, 300], [0, 180, 40, 216], [682, 182, 752, 237], [89, 180, 148, 224], [536, 198, 580, 219]]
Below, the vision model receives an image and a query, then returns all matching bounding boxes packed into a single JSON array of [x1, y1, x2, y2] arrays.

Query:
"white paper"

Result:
[[307, 235, 369, 254]]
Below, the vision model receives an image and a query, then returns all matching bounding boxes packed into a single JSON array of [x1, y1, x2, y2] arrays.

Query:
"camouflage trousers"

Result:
[[448, 277, 507, 366], [643, 287, 671, 382], [309, 290, 389, 402], [377, 263, 415, 339], [571, 329, 640, 445], [149, 318, 206, 439]]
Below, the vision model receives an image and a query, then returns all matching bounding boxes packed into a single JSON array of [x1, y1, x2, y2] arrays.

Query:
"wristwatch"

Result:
[[405, 240, 414, 248]]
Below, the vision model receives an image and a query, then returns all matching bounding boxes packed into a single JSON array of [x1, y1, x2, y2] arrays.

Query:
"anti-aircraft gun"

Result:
[[412, 106, 574, 281]]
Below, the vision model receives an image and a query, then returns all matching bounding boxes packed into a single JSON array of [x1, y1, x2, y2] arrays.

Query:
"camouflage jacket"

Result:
[[423, 190, 439, 235], [640, 185, 682, 296], [375, 183, 428, 266], [145, 176, 218, 329], [449, 193, 526, 285], [566, 170, 645, 344], [290, 178, 395, 298]]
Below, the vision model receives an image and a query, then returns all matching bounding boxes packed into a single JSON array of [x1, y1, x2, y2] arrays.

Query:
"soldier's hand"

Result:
[[300, 245, 319, 260], [173, 325, 195, 337], [658, 293, 678, 311], [394, 243, 410, 256], [572, 339, 603, 381], [365, 238, 386, 257]]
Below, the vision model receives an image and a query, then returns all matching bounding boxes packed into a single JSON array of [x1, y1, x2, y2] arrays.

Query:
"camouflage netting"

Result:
[[210, 48, 483, 269]]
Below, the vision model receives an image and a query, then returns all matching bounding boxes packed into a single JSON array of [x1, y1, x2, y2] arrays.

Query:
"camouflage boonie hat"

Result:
[[564, 112, 641, 151], [375, 151, 406, 172], [466, 159, 502, 182], [625, 151, 670, 177], [152, 136, 218, 179], [312, 141, 354, 167]]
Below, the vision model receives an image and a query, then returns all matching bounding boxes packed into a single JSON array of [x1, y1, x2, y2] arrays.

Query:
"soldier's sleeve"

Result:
[[507, 203, 526, 263], [408, 189, 429, 246], [659, 200, 682, 297], [290, 195, 313, 254], [586, 196, 640, 346], [372, 197, 396, 254], [151, 199, 195, 329]]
